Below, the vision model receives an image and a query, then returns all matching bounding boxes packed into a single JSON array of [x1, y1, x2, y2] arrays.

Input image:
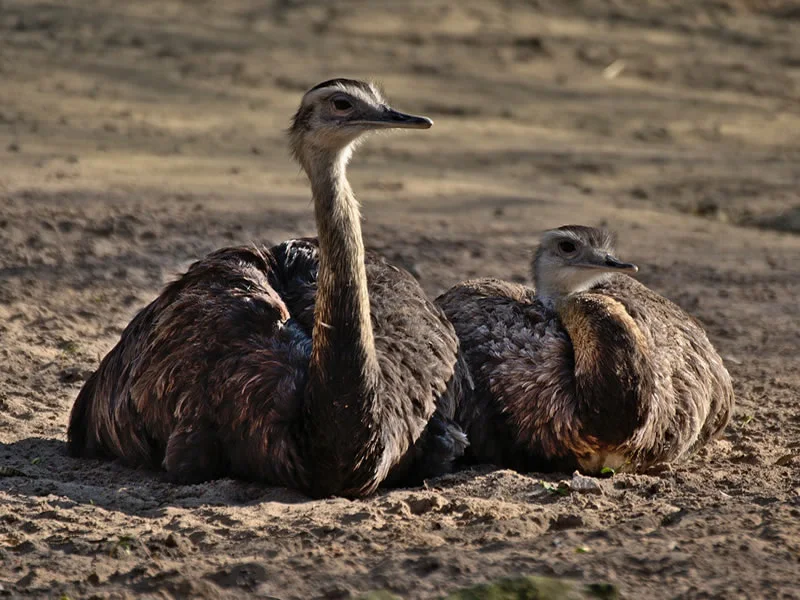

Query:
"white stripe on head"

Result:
[[300, 80, 384, 109], [540, 228, 586, 248], [539, 226, 616, 253]]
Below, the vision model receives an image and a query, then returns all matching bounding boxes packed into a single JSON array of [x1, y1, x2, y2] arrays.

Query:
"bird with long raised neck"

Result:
[[67, 79, 467, 499], [437, 225, 733, 474]]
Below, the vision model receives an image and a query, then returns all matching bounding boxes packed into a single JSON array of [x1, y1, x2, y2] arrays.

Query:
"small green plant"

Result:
[[118, 536, 134, 551], [741, 415, 755, 427], [111, 535, 136, 557], [541, 481, 570, 496], [575, 545, 592, 554], [600, 467, 615, 477], [110, 534, 151, 560]]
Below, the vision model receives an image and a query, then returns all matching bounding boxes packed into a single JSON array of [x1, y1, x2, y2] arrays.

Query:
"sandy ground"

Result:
[[1, 0, 799, 598]]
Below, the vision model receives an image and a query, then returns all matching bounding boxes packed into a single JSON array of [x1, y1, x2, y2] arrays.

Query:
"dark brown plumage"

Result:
[[437, 225, 734, 474], [68, 79, 466, 499]]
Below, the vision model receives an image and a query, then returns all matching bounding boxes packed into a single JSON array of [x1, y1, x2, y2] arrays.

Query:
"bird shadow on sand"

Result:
[[0, 437, 317, 517], [1, 437, 483, 518]]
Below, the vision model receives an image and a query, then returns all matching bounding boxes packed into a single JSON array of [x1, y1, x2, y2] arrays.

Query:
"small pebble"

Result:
[[570, 471, 604, 495]]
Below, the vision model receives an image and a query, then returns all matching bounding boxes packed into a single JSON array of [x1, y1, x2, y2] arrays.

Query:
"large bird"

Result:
[[437, 225, 733, 474], [68, 79, 467, 499]]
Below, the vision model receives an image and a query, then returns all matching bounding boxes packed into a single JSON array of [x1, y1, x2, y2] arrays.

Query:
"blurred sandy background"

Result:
[[1, 1, 799, 598]]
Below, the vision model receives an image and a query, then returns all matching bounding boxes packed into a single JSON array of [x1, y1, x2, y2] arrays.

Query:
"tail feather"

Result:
[[66, 370, 100, 458]]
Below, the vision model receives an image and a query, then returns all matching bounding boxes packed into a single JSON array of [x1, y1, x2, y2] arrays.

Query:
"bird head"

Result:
[[289, 78, 432, 169], [532, 225, 638, 307]]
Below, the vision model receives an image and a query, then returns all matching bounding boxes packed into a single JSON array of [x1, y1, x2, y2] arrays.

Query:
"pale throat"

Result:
[[306, 137, 374, 359], [307, 142, 363, 258], [536, 268, 613, 310], [304, 142, 355, 193]]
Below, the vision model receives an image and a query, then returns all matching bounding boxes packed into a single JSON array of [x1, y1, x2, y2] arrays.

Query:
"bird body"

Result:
[[437, 226, 733, 474], [68, 80, 466, 498]]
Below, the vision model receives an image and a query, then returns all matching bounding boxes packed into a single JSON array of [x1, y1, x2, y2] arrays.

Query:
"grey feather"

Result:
[[437, 228, 734, 474], [67, 80, 464, 498]]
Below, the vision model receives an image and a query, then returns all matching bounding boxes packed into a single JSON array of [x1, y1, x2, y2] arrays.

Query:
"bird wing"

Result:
[[592, 275, 734, 464], [436, 278, 578, 470], [67, 245, 314, 487]]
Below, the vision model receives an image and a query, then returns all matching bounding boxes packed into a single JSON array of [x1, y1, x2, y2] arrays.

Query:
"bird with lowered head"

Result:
[[437, 225, 733, 475]]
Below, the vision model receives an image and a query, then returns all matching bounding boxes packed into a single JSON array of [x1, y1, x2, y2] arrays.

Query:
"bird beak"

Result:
[[578, 251, 638, 274], [356, 108, 434, 130], [601, 253, 639, 274]]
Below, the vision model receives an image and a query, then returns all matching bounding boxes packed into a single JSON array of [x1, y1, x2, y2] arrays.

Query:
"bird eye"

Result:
[[558, 240, 577, 254], [332, 98, 352, 111]]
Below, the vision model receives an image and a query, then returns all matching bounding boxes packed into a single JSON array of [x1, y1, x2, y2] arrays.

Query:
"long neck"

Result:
[[557, 293, 653, 447], [304, 146, 382, 497], [308, 148, 379, 384]]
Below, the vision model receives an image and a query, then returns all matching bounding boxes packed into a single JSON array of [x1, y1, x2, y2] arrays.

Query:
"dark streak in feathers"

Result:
[[68, 78, 462, 499], [554, 225, 617, 247], [437, 273, 734, 474], [290, 79, 383, 139], [68, 239, 465, 497], [308, 78, 377, 95]]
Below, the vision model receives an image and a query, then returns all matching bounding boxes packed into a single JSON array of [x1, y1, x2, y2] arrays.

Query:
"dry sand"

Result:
[[1, 0, 799, 598]]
